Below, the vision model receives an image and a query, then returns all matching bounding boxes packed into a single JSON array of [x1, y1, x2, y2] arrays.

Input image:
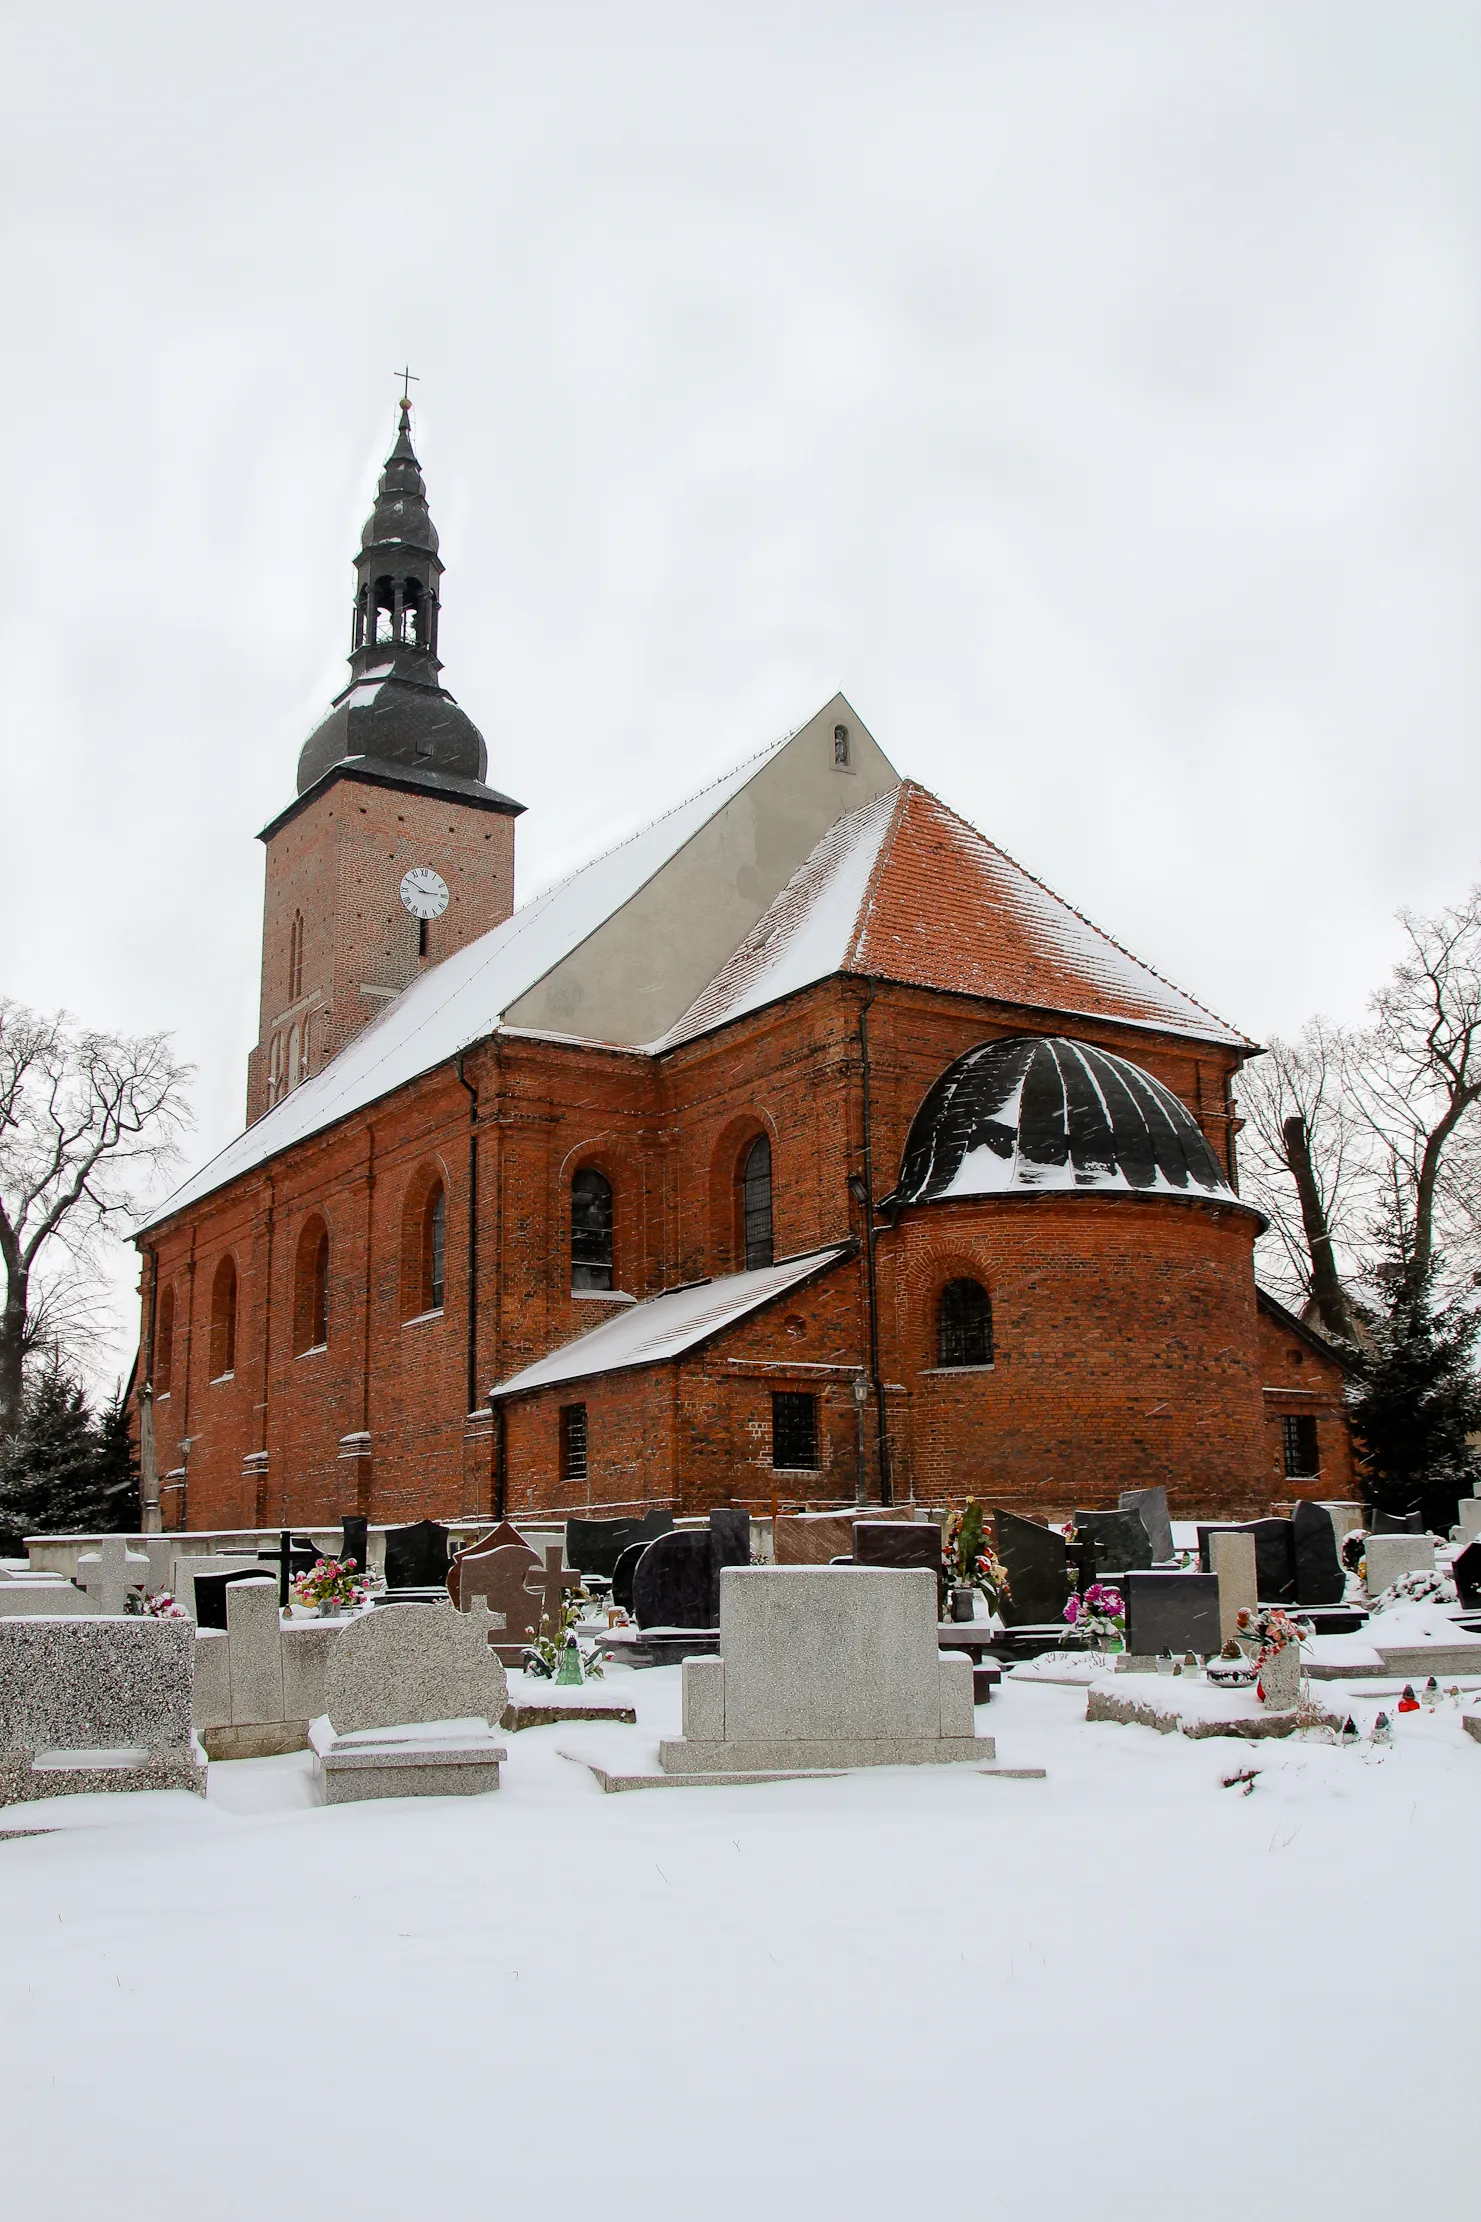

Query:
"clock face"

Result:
[[400, 866, 450, 921]]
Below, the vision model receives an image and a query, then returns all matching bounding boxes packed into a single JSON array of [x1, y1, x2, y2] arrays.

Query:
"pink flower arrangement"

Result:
[[1064, 1580, 1125, 1641], [292, 1556, 369, 1613], [1235, 1604, 1311, 1665]]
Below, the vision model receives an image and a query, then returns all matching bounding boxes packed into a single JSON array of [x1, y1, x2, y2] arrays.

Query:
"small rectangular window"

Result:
[[560, 1402, 588, 1483], [1282, 1414, 1318, 1479], [772, 1390, 819, 1471]]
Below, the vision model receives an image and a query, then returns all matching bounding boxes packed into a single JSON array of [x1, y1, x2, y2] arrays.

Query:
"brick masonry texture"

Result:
[[142, 954, 1337, 1531]]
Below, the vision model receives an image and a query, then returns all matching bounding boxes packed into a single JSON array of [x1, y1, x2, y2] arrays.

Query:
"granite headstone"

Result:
[[612, 1539, 653, 1616], [708, 1508, 752, 1571], [852, 1521, 943, 1574], [1074, 1509, 1153, 1578], [384, 1520, 453, 1592], [1118, 1486, 1175, 1563], [1123, 1571, 1221, 1657], [339, 1516, 369, 1573], [993, 1511, 1071, 1626], [632, 1530, 719, 1630], [1453, 1538, 1481, 1609], [447, 1521, 529, 1609], [565, 1511, 673, 1581], [1292, 1501, 1345, 1607]]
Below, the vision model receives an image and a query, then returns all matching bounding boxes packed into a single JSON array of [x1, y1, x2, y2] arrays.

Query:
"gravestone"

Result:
[[633, 1530, 719, 1630], [1118, 1486, 1175, 1564], [0, 1616, 204, 1804], [775, 1512, 916, 1566], [658, 1567, 993, 1775], [565, 1511, 673, 1581], [75, 1535, 151, 1615], [1292, 1501, 1345, 1607], [224, 1579, 285, 1727], [1364, 1534, 1434, 1596], [1453, 1539, 1481, 1609], [993, 1512, 1071, 1626], [852, 1521, 943, 1573], [323, 1600, 508, 1734], [194, 1566, 283, 1632], [1250, 1519, 1298, 1603], [253, 1532, 324, 1606], [1373, 1509, 1423, 1534], [1453, 1498, 1481, 1544], [339, 1516, 369, 1573], [383, 1520, 453, 1592], [1208, 1530, 1258, 1647], [1123, 1571, 1221, 1658], [447, 1521, 529, 1609], [1074, 1510, 1153, 1579], [709, 1508, 752, 1571], [611, 1539, 653, 1616]]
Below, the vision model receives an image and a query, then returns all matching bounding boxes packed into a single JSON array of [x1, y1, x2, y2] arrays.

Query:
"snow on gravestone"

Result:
[[322, 1602, 508, 1734]]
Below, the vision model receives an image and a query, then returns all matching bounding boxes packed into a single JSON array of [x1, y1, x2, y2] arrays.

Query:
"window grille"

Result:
[[560, 1402, 588, 1482], [772, 1390, 819, 1471], [426, 1187, 445, 1312], [937, 1278, 993, 1368], [1282, 1414, 1319, 1479], [571, 1169, 614, 1291], [742, 1135, 774, 1270]]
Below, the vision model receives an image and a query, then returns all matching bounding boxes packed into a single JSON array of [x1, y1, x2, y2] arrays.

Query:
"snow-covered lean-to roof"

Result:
[[489, 1247, 851, 1399], [145, 705, 1252, 1230]]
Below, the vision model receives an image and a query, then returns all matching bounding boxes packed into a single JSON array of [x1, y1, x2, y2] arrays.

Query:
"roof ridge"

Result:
[[871, 783, 1253, 1047]]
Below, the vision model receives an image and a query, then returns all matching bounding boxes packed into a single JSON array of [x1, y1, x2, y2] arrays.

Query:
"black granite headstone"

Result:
[[612, 1539, 653, 1615], [194, 1567, 280, 1632], [565, 1511, 674, 1580], [1373, 1509, 1423, 1534], [339, 1516, 369, 1573], [1074, 1510, 1153, 1579], [1123, 1571, 1221, 1657], [852, 1521, 943, 1573], [1292, 1502, 1345, 1607], [1118, 1486, 1175, 1563], [383, 1519, 453, 1592], [993, 1511, 1072, 1626], [633, 1530, 720, 1629], [253, 1531, 324, 1605], [1248, 1517, 1298, 1603], [709, 1508, 752, 1569], [1453, 1538, 1481, 1609]]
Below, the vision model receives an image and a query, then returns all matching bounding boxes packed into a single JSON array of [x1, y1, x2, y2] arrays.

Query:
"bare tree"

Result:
[[0, 1003, 192, 1437], [1349, 886, 1481, 1299], [1235, 1019, 1366, 1342]]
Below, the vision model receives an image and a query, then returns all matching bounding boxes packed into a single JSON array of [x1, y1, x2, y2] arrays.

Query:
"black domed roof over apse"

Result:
[[882, 1035, 1240, 1208]]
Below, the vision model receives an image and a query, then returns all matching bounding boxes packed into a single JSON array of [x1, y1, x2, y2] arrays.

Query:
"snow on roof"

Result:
[[144, 736, 792, 1227], [489, 1247, 851, 1398]]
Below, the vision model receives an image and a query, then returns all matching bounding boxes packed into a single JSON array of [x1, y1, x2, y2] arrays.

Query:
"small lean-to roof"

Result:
[[489, 1247, 851, 1399]]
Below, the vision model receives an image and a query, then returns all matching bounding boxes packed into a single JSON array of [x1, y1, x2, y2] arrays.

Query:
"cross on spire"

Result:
[[394, 365, 420, 406]]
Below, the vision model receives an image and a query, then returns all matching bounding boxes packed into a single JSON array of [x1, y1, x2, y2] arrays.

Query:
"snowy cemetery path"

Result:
[[1, 1668, 1476, 2222]]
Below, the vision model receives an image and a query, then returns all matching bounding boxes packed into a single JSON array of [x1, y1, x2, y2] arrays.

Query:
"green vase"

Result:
[[555, 1637, 583, 1686]]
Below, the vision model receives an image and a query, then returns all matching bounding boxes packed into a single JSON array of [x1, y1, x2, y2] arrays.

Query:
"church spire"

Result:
[[348, 396, 444, 685]]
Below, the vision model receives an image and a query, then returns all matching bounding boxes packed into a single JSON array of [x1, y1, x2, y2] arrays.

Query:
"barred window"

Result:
[[772, 1390, 819, 1471], [560, 1402, 588, 1482], [1282, 1414, 1318, 1479], [425, 1185, 446, 1312], [572, 1169, 614, 1291], [742, 1134, 773, 1271], [937, 1278, 993, 1368]]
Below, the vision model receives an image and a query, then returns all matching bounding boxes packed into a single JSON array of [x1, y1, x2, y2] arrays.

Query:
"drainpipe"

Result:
[[857, 981, 893, 1507], [139, 1249, 161, 1532], [455, 1052, 479, 1423], [492, 1395, 507, 1522]]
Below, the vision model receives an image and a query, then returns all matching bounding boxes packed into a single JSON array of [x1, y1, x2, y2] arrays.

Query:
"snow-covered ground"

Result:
[[2, 1667, 1476, 2221]]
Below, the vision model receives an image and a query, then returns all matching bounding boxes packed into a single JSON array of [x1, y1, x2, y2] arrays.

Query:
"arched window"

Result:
[[209, 1256, 237, 1379], [155, 1284, 175, 1398], [937, 1278, 993, 1368], [424, 1184, 446, 1313], [294, 1217, 330, 1354], [741, 1134, 773, 1271], [374, 575, 395, 644], [288, 912, 304, 1003], [571, 1169, 614, 1291], [286, 1023, 300, 1094], [401, 576, 423, 647]]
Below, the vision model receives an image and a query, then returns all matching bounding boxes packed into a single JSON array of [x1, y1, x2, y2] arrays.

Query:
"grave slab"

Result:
[[0, 1617, 204, 1804], [1209, 1530, 1258, 1646]]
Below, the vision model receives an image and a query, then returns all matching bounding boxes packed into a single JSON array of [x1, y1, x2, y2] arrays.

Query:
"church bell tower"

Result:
[[245, 395, 523, 1126]]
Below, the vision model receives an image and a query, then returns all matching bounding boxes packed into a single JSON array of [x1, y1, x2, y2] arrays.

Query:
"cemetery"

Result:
[[0, 1483, 1477, 2219]]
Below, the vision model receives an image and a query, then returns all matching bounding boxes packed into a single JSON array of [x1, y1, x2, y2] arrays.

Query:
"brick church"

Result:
[[135, 401, 1353, 1532]]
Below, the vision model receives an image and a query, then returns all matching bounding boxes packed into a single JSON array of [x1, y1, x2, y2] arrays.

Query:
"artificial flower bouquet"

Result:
[[523, 1587, 605, 1680], [942, 1499, 1012, 1614], [292, 1556, 369, 1615], [1064, 1580, 1125, 1647], [126, 1589, 188, 1619], [1234, 1604, 1312, 1664]]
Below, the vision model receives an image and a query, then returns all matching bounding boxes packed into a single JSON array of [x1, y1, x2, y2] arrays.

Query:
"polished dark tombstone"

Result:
[[1373, 1509, 1423, 1534], [1292, 1502, 1345, 1607], [1248, 1517, 1298, 1604], [1118, 1486, 1175, 1564], [194, 1566, 283, 1632], [1453, 1539, 1481, 1609], [253, 1531, 324, 1606], [612, 1539, 653, 1615], [1074, 1510, 1153, 1580], [709, 1508, 752, 1570], [632, 1530, 720, 1630], [383, 1519, 454, 1593], [339, 1516, 369, 1573], [993, 1511, 1072, 1627], [1124, 1571, 1221, 1657], [851, 1521, 943, 1573], [566, 1510, 674, 1581]]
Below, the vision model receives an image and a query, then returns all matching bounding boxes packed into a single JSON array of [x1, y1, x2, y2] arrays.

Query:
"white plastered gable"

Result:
[[502, 694, 900, 1046]]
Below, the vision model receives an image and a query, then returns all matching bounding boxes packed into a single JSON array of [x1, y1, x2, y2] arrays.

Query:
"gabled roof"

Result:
[[489, 1247, 852, 1398], [661, 781, 1252, 1052]]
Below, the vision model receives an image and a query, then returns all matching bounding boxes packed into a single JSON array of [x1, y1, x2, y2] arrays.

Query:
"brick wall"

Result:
[[1255, 1304, 1357, 1503]]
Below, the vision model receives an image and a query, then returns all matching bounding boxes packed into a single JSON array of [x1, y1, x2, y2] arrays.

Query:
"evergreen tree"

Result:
[[0, 1362, 136, 1551], [1349, 1266, 1481, 1534]]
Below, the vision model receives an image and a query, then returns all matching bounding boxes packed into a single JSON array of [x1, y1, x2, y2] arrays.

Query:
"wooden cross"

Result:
[[394, 365, 420, 404]]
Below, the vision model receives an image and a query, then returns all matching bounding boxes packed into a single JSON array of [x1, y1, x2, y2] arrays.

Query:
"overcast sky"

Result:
[[3, 2, 1477, 1379]]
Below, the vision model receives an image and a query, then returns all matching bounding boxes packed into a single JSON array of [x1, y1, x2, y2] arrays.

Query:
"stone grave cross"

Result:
[[76, 1535, 151, 1615], [529, 1544, 582, 1640]]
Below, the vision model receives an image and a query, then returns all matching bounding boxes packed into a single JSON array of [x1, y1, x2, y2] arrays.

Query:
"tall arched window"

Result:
[[288, 912, 304, 1003], [294, 1217, 330, 1353], [209, 1256, 237, 1379], [424, 1184, 446, 1313], [155, 1284, 175, 1397], [937, 1278, 993, 1368], [741, 1134, 773, 1271], [571, 1169, 614, 1291]]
